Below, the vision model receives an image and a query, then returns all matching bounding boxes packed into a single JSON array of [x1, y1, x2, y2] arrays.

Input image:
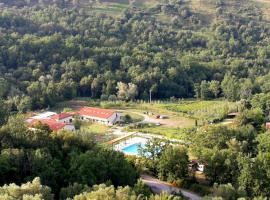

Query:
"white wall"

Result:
[[80, 112, 121, 126], [107, 112, 122, 125], [58, 116, 73, 123]]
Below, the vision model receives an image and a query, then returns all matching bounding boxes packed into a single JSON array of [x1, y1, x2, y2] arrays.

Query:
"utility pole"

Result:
[[149, 89, 152, 103]]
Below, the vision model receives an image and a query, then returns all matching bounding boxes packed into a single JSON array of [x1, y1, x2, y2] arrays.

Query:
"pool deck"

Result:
[[107, 132, 136, 145]]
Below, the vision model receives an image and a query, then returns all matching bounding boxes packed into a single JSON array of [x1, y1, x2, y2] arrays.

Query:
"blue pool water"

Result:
[[122, 143, 145, 155]]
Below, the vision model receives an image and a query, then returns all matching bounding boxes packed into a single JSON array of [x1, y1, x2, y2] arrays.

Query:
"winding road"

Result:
[[141, 175, 201, 200]]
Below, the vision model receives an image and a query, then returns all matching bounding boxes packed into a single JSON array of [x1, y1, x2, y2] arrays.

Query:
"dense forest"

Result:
[[0, 0, 269, 112], [1, 0, 270, 199]]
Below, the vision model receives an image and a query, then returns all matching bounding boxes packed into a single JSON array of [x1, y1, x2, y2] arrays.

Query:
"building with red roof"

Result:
[[78, 107, 121, 125], [26, 106, 121, 132], [51, 113, 74, 123], [28, 119, 74, 132]]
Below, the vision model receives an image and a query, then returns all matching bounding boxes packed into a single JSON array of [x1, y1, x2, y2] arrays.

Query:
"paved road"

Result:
[[141, 175, 201, 200]]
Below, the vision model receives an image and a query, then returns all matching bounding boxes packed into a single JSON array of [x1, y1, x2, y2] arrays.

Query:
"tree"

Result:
[[59, 183, 90, 200], [17, 95, 32, 113], [79, 76, 93, 96], [239, 79, 253, 100], [236, 108, 264, 128], [257, 132, 270, 153], [117, 82, 138, 101], [221, 74, 239, 101], [199, 148, 238, 184], [206, 183, 239, 200], [209, 80, 220, 98], [0, 99, 9, 125], [91, 76, 103, 98], [69, 149, 138, 187], [74, 184, 183, 200], [0, 78, 8, 98], [158, 146, 189, 182], [138, 139, 169, 175], [200, 80, 210, 100], [117, 82, 128, 101], [127, 83, 138, 101], [194, 83, 201, 99], [0, 177, 53, 200]]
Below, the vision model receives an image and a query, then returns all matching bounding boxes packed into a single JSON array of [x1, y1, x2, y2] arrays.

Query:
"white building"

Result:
[[77, 107, 121, 125]]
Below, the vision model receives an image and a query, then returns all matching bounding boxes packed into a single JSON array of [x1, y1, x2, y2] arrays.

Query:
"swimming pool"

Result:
[[121, 143, 145, 155]]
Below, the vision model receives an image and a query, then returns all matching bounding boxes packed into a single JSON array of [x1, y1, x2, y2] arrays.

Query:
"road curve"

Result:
[[141, 174, 201, 200]]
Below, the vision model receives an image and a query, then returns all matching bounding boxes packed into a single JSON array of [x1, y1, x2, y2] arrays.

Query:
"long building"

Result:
[[26, 107, 121, 132], [77, 107, 121, 125]]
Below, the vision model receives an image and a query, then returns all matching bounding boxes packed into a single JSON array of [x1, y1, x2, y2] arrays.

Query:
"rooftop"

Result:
[[78, 107, 115, 119], [31, 111, 57, 120], [29, 119, 66, 132], [51, 113, 74, 120]]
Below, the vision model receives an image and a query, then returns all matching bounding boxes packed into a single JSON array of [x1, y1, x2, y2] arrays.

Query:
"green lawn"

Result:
[[126, 123, 196, 140], [80, 122, 112, 135], [121, 111, 144, 123], [79, 122, 115, 143]]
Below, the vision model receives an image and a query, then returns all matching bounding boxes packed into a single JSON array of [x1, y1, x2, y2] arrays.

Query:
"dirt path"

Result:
[[141, 175, 201, 200]]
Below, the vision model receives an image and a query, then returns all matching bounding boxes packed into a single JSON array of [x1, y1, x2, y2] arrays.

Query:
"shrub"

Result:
[[189, 184, 211, 196]]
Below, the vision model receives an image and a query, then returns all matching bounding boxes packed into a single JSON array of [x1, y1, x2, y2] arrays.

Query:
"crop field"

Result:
[[159, 100, 238, 122]]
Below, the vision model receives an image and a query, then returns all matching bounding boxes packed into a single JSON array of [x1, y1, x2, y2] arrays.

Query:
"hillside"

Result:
[[1, 0, 270, 199], [0, 0, 269, 110]]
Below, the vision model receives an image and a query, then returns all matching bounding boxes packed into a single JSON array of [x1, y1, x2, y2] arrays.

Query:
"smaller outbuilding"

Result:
[[266, 122, 270, 130], [189, 160, 206, 172], [28, 119, 75, 132]]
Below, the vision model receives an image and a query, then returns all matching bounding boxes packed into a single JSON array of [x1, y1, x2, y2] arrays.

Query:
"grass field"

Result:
[[79, 122, 115, 142], [80, 122, 111, 134], [121, 111, 144, 123], [126, 123, 196, 140], [53, 99, 237, 139]]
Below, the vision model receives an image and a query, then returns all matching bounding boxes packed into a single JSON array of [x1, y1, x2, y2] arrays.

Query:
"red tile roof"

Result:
[[28, 119, 66, 132], [51, 113, 74, 120], [266, 122, 270, 129], [78, 107, 115, 119]]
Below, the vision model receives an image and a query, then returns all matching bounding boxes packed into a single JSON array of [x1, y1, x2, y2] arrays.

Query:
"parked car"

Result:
[[160, 115, 168, 119]]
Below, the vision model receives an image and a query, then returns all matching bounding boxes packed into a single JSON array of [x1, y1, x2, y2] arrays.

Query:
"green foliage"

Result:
[[0, 177, 53, 200], [59, 183, 90, 200], [161, 101, 237, 122], [73, 118, 82, 130], [0, 116, 138, 197], [199, 148, 238, 184], [0, 99, 9, 125], [210, 183, 238, 200], [0, 0, 268, 111], [133, 179, 152, 197], [158, 146, 189, 182], [74, 184, 183, 200], [122, 114, 132, 123], [236, 108, 264, 128], [138, 138, 170, 174]]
